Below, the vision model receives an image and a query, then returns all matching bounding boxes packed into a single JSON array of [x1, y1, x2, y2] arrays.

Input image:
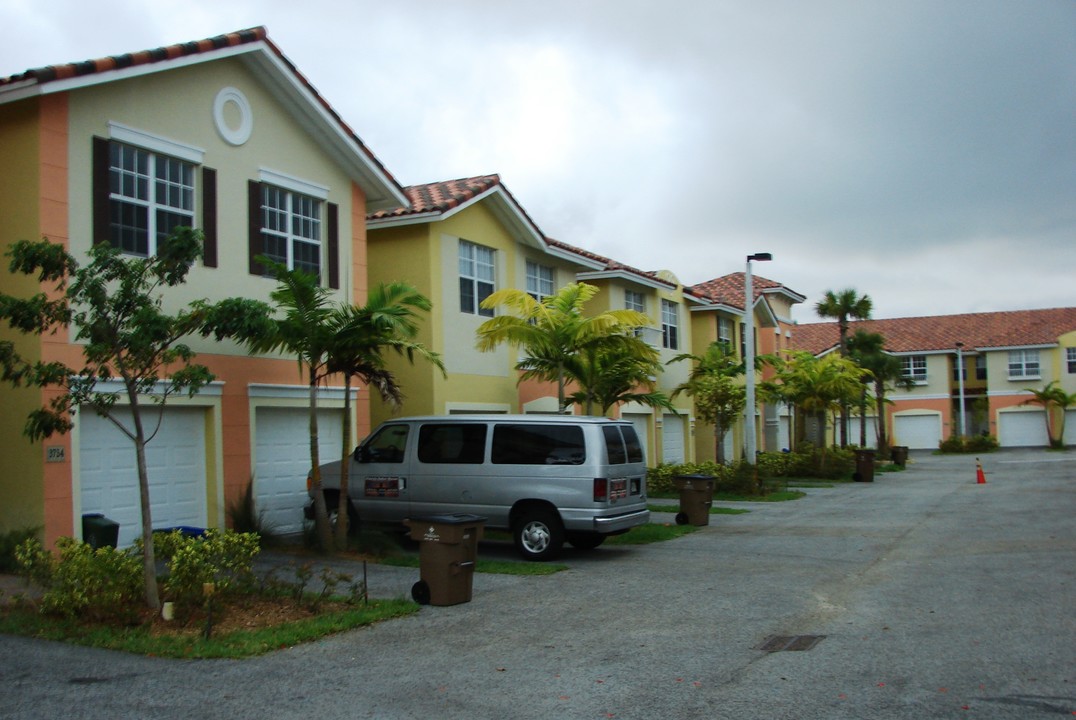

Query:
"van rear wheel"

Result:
[[513, 508, 564, 561]]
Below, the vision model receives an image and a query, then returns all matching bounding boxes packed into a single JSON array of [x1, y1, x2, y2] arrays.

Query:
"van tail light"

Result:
[[593, 478, 608, 502], [306, 473, 313, 492]]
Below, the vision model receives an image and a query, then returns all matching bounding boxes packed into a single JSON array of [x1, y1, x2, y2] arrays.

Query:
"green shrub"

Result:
[[756, 444, 855, 480], [0, 527, 40, 573], [15, 537, 142, 623], [938, 435, 999, 453], [647, 460, 774, 496], [154, 529, 260, 610]]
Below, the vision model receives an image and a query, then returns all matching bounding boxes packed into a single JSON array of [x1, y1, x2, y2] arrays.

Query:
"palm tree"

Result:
[[475, 283, 651, 412], [248, 261, 339, 551], [1022, 381, 1076, 449], [815, 288, 873, 447], [325, 282, 444, 547], [565, 341, 675, 416], [847, 331, 884, 447], [670, 343, 746, 463], [846, 330, 915, 458], [759, 351, 869, 461]]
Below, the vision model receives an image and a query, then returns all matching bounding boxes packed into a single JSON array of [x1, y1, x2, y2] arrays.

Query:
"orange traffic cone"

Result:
[[976, 458, 987, 484]]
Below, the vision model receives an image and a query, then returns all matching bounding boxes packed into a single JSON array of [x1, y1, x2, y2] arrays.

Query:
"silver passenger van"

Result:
[[308, 414, 650, 560]]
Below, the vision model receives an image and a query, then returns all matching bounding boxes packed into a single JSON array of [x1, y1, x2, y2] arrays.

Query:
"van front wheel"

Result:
[[513, 509, 564, 561]]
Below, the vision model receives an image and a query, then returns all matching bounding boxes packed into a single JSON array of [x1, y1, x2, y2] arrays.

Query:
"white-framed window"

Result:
[[718, 316, 735, 353], [108, 142, 194, 256], [1008, 349, 1040, 379], [901, 355, 927, 383], [1067, 347, 1076, 374], [976, 354, 987, 380], [661, 299, 679, 350], [526, 261, 555, 302], [260, 185, 321, 276], [459, 240, 495, 317], [625, 290, 645, 314]]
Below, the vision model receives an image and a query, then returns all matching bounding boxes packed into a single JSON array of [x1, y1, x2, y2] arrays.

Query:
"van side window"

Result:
[[363, 424, 409, 463], [417, 423, 487, 464], [492, 424, 586, 465], [622, 426, 644, 463], [603, 426, 627, 464]]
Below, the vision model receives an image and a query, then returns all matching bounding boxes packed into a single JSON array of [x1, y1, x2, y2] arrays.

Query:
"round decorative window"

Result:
[[213, 87, 253, 146]]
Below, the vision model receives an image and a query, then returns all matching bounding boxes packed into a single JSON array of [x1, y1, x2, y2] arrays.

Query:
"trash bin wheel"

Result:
[[675, 512, 690, 526], [411, 580, 431, 605], [513, 507, 564, 561]]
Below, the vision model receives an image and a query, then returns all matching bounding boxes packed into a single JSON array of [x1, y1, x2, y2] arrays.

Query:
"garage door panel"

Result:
[[255, 408, 344, 536], [998, 411, 1047, 447], [893, 414, 941, 450], [662, 413, 685, 464], [79, 408, 207, 547]]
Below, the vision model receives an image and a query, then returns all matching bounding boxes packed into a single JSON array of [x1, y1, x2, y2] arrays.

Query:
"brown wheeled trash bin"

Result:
[[672, 474, 715, 526], [854, 449, 876, 482], [890, 446, 909, 468], [404, 514, 486, 606]]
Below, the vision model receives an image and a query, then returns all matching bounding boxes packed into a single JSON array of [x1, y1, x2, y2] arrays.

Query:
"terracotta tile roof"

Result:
[[369, 175, 501, 219], [0, 27, 403, 198], [0, 27, 266, 87], [791, 307, 1076, 355], [690, 272, 792, 311], [545, 238, 675, 288]]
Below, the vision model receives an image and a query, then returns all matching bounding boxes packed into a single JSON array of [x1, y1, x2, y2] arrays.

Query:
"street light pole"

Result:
[[743, 252, 772, 465], [956, 342, 967, 438]]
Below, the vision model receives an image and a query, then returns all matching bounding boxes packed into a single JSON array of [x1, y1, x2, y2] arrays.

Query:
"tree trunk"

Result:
[[308, 372, 333, 552], [334, 376, 353, 549], [859, 387, 868, 447], [875, 380, 890, 459], [714, 426, 726, 464], [127, 392, 160, 610]]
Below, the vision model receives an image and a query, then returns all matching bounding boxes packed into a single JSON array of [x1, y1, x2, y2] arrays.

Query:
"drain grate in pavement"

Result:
[[756, 634, 826, 652]]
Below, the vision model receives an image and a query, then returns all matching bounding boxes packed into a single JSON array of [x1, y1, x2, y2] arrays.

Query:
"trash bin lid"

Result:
[[407, 514, 487, 525]]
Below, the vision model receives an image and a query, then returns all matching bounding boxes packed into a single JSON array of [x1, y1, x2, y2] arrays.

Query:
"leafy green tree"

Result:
[[475, 283, 651, 412], [0, 231, 272, 609], [325, 282, 443, 547], [670, 343, 746, 463], [815, 288, 872, 447], [1022, 381, 1076, 449], [565, 341, 675, 416]]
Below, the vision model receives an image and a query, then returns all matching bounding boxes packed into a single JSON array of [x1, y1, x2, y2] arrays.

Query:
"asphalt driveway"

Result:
[[2, 449, 1074, 719]]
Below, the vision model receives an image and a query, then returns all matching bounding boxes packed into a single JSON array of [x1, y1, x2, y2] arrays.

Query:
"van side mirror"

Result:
[[353, 446, 368, 463]]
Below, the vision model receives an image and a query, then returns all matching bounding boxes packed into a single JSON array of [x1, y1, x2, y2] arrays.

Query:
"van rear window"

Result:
[[417, 424, 487, 464], [491, 424, 586, 465], [603, 425, 644, 464]]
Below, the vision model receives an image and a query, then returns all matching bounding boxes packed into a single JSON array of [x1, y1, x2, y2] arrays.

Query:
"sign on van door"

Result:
[[355, 423, 411, 521]]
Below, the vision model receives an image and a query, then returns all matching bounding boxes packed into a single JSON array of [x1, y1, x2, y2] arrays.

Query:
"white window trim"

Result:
[[1007, 349, 1041, 380], [108, 121, 205, 164], [258, 167, 330, 200]]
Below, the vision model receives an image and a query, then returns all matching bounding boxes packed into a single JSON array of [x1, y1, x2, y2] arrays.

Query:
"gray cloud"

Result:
[[2, 0, 1072, 322]]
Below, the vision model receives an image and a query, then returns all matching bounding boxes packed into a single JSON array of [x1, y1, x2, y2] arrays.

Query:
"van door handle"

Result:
[[398, 477, 406, 491]]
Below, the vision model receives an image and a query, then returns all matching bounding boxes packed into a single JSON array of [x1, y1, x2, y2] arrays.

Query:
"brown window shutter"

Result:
[[327, 202, 339, 289], [201, 167, 217, 267], [92, 137, 110, 247], [248, 180, 264, 276]]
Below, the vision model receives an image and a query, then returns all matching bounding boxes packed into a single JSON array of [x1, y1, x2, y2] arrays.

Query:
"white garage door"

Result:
[[998, 410, 1048, 447], [662, 413, 685, 464], [254, 408, 344, 535], [845, 416, 878, 449], [893, 414, 942, 449], [1065, 410, 1076, 447], [79, 407, 207, 547]]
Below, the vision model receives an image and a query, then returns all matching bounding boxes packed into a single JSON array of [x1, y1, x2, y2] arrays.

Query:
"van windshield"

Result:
[[492, 424, 586, 465]]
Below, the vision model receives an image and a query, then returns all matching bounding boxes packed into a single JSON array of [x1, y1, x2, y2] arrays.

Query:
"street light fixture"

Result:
[[744, 252, 772, 465], [956, 342, 967, 438]]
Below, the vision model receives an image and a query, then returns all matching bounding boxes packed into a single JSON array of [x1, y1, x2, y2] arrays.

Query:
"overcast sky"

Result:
[[3, 0, 1073, 322]]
